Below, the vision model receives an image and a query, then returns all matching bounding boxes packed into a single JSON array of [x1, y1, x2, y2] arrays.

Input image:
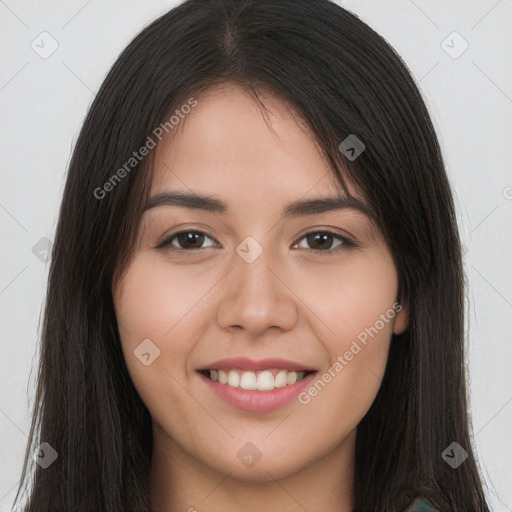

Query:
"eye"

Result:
[[293, 231, 356, 255], [156, 230, 218, 252], [156, 229, 356, 255]]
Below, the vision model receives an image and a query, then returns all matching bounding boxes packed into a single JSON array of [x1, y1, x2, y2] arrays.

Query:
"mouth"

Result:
[[196, 358, 318, 413], [199, 368, 314, 391]]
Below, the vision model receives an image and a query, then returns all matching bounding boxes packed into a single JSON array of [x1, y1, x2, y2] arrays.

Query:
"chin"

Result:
[[203, 449, 309, 483]]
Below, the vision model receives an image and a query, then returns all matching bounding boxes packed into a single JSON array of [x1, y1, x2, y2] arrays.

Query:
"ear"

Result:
[[392, 302, 409, 335]]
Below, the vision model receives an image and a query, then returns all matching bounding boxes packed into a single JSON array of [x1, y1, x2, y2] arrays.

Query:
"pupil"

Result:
[[179, 232, 203, 248], [308, 233, 331, 250]]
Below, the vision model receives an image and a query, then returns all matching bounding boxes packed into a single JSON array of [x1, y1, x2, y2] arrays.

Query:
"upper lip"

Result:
[[197, 357, 317, 372]]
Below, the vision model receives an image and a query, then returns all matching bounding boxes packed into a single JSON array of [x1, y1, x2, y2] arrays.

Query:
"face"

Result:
[[113, 83, 408, 483]]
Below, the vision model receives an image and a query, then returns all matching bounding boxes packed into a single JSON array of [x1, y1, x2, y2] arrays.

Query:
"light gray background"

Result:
[[1, 1, 511, 510]]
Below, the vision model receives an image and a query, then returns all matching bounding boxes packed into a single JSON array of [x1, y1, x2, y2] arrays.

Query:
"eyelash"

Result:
[[156, 229, 357, 256]]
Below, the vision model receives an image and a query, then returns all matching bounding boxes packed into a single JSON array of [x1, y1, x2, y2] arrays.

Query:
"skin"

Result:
[[113, 83, 409, 512]]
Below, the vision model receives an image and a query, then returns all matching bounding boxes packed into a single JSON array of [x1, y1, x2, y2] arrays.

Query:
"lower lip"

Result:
[[198, 372, 317, 413]]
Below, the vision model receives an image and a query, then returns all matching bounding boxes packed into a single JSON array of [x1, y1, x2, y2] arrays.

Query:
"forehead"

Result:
[[150, 83, 352, 200]]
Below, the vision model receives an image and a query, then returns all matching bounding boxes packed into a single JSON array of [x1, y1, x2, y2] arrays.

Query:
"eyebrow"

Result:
[[143, 190, 375, 219]]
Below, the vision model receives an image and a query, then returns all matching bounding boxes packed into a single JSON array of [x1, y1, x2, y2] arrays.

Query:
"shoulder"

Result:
[[402, 496, 439, 512]]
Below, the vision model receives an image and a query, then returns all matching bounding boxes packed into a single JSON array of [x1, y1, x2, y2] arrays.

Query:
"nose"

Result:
[[216, 247, 299, 337]]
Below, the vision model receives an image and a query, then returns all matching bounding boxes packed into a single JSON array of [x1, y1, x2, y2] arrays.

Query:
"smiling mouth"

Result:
[[199, 368, 315, 391]]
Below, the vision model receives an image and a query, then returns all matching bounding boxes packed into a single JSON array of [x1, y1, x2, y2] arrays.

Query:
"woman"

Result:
[[14, 0, 490, 510]]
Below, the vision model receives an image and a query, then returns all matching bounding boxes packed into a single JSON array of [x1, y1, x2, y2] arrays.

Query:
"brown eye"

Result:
[[294, 231, 356, 255], [177, 231, 206, 249], [157, 230, 217, 251], [306, 232, 335, 250]]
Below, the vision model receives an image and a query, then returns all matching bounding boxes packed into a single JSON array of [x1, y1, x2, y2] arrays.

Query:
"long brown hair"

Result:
[[14, 0, 489, 510]]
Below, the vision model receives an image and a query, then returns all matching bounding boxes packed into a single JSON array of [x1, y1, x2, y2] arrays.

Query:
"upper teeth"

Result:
[[209, 369, 307, 391]]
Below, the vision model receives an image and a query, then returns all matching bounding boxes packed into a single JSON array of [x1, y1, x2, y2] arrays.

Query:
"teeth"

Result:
[[286, 371, 297, 385], [257, 370, 274, 391], [227, 370, 240, 387], [274, 370, 287, 388], [207, 369, 308, 391], [240, 371, 257, 390]]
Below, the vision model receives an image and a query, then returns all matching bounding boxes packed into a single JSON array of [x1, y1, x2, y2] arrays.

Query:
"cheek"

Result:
[[291, 250, 398, 415], [113, 255, 214, 433], [293, 249, 399, 344], [113, 255, 203, 397], [114, 252, 219, 342]]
